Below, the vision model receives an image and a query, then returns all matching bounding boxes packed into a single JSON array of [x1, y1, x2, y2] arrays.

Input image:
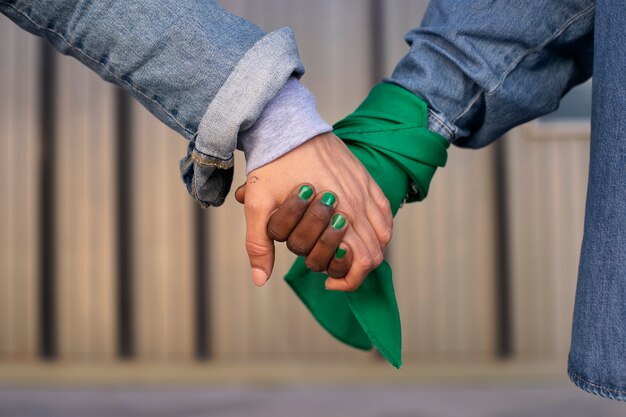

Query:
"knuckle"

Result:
[[308, 206, 330, 227], [246, 199, 272, 215], [317, 234, 336, 250], [305, 257, 325, 272], [380, 225, 393, 246], [343, 281, 359, 292], [266, 224, 286, 242], [245, 239, 271, 257], [376, 193, 391, 212], [372, 250, 384, 267], [328, 268, 346, 279], [285, 203, 302, 218], [286, 238, 309, 256], [327, 266, 339, 277], [356, 255, 375, 271], [345, 193, 363, 210], [328, 261, 348, 278]]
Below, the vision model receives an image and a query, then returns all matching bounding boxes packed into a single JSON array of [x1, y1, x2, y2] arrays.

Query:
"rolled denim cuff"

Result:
[[427, 108, 456, 142], [180, 27, 304, 207]]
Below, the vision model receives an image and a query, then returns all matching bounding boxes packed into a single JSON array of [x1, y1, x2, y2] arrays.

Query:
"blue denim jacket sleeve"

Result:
[[387, 0, 595, 148], [0, 0, 304, 207]]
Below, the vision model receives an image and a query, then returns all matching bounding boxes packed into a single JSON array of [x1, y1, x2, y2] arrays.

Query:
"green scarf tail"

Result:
[[284, 83, 449, 368]]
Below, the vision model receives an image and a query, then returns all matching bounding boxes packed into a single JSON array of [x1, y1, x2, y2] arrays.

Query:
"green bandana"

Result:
[[284, 83, 449, 368]]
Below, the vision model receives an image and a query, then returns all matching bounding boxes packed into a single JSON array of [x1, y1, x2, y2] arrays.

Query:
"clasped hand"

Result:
[[234, 132, 392, 291]]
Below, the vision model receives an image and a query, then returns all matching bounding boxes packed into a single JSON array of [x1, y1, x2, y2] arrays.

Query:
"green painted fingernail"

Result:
[[331, 213, 346, 229], [321, 192, 336, 207], [335, 247, 347, 259], [298, 185, 313, 200]]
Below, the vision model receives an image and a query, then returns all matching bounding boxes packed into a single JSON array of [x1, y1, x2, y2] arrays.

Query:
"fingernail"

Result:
[[335, 247, 347, 259], [331, 213, 347, 229], [252, 268, 268, 286], [298, 185, 313, 200], [321, 192, 336, 207]]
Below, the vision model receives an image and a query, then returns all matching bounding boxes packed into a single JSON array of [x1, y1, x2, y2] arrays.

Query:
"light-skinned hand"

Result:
[[234, 132, 392, 291]]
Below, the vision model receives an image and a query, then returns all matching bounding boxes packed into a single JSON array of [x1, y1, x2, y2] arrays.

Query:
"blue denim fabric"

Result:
[[567, 0, 626, 401], [387, 0, 595, 147], [390, 0, 626, 401], [0, 0, 304, 206]]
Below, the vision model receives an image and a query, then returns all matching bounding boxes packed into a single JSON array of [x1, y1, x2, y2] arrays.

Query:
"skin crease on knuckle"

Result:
[[266, 224, 286, 242], [286, 238, 309, 257], [304, 258, 324, 272], [328, 267, 345, 279], [341, 280, 359, 292], [245, 239, 272, 258], [355, 254, 375, 272], [328, 257, 349, 279], [369, 179, 391, 212], [380, 224, 393, 247], [378, 194, 391, 213], [365, 201, 393, 247], [317, 234, 336, 250], [344, 193, 364, 212], [308, 205, 331, 227], [285, 202, 303, 218], [245, 197, 273, 217], [372, 250, 384, 268]]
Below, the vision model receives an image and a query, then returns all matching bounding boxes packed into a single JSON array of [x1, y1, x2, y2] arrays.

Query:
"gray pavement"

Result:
[[0, 384, 624, 417]]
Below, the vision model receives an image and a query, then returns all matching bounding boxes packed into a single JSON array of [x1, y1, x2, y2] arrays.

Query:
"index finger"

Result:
[[267, 183, 315, 242]]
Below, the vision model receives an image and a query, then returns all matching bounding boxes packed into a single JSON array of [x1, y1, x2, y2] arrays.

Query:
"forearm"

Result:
[[1, 0, 305, 206], [388, 0, 594, 148]]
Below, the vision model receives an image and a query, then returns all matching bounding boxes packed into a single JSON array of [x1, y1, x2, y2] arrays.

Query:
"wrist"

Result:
[[238, 77, 332, 174], [333, 82, 449, 204]]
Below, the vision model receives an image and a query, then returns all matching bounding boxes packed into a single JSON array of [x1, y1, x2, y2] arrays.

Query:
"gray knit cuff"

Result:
[[238, 77, 332, 174]]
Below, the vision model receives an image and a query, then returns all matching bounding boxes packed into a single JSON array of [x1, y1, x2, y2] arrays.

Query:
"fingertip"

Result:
[[324, 277, 337, 290], [335, 245, 348, 259], [234, 183, 246, 204], [296, 183, 315, 201], [252, 268, 269, 287], [320, 191, 337, 208], [244, 206, 276, 287], [324, 277, 355, 292], [327, 242, 351, 278]]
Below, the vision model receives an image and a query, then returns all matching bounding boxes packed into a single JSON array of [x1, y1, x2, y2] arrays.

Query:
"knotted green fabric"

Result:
[[284, 83, 449, 368]]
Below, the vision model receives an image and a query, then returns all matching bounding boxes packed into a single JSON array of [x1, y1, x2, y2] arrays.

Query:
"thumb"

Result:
[[244, 197, 275, 287], [234, 183, 246, 204]]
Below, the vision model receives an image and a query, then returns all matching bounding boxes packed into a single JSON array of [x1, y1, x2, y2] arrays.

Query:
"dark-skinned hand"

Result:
[[265, 183, 353, 280]]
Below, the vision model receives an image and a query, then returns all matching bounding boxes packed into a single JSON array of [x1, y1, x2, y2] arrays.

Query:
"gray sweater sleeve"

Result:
[[238, 77, 332, 174]]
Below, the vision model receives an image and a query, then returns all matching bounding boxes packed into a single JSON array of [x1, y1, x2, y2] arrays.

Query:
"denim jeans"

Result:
[[389, 0, 625, 401], [567, 0, 626, 400], [0, 0, 304, 207]]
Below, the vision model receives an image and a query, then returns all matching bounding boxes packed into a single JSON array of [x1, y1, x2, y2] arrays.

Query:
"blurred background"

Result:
[[1, 1, 621, 416]]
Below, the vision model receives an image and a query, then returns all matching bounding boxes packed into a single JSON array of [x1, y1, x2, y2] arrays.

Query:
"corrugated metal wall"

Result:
[[0, 20, 40, 360], [54, 48, 118, 360], [507, 123, 589, 358], [0, 1, 589, 365]]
